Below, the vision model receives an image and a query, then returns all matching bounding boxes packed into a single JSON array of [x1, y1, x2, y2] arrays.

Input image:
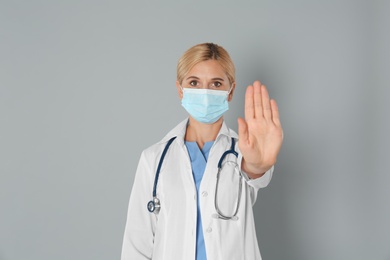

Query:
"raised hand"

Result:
[[238, 81, 283, 178]]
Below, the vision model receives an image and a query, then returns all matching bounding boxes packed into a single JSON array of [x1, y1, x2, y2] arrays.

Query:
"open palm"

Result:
[[238, 81, 283, 177]]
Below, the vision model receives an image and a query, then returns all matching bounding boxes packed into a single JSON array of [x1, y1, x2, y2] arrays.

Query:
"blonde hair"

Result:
[[177, 43, 235, 85]]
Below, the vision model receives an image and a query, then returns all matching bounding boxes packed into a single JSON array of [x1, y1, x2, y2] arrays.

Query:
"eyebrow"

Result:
[[185, 76, 225, 81]]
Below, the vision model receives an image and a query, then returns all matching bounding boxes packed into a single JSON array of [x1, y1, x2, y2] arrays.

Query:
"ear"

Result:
[[228, 82, 236, 102], [176, 81, 183, 99]]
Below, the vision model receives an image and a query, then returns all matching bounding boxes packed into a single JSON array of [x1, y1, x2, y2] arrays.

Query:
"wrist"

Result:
[[242, 160, 272, 179]]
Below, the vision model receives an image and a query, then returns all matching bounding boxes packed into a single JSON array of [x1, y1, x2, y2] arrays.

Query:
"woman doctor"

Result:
[[121, 43, 283, 260]]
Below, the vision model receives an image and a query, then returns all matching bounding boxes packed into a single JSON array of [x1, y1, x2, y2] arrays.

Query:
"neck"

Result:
[[185, 117, 223, 149]]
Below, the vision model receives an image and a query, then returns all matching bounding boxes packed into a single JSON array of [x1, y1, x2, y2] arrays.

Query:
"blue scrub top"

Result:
[[185, 141, 214, 260]]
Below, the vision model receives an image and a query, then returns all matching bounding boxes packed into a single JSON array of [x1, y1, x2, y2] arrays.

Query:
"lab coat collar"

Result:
[[159, 118, 238, 145]]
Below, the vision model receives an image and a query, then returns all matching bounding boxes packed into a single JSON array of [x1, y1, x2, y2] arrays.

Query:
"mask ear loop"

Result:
[[180, 85, 185, 98], [226, 84, 234, 101], [227, 84, 234, 95]]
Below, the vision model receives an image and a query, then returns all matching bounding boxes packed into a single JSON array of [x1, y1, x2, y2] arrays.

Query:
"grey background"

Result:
[[1, 1, 389, 259]]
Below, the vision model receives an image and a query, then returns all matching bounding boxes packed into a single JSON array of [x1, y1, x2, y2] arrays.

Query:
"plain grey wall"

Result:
[[1, 1, 389, 259]]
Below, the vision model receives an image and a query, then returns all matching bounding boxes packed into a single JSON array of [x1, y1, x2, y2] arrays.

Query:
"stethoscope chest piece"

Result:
[[147, 197, 161, 213]]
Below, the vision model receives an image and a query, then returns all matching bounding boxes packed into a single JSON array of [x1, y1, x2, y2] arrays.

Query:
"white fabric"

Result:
[[121, 119, 273, 260]]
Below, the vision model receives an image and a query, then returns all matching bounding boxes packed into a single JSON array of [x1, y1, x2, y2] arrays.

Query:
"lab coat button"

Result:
[[206, 227, 212, 233], [202, 191, 208, 197]]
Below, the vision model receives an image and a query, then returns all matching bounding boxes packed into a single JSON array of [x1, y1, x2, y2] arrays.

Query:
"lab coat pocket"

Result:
[[210, 215, 244, 259]]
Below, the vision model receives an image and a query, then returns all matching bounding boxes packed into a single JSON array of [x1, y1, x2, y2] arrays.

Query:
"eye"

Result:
[[212, 81, 222, 88], [189, 80, 198, 87]]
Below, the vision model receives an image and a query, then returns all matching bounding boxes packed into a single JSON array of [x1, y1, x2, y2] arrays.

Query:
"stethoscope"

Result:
[[147, 136, 242, 220]]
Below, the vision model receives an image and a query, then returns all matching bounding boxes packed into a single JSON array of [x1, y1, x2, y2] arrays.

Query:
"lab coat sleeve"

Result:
[[121, 150, 156, 260], [237, 150, 274, 204]]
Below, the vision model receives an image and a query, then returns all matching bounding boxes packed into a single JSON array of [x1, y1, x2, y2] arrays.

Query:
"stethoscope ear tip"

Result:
[[212, 213, 239, 221], [212, 213, 219, 219]]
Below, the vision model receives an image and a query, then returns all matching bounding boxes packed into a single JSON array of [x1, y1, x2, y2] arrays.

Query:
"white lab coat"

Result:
[[121, 119, 273, 260]]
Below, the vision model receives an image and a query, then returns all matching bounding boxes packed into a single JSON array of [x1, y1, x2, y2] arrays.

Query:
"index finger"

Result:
[[245, 85, 255, 120]]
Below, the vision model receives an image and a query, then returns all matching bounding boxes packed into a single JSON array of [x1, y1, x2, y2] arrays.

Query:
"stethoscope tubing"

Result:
[[215, 138, 242, 220], [148, 136, 177, 213], [152, 136, 177, 197], [148, 136, 242, 220]]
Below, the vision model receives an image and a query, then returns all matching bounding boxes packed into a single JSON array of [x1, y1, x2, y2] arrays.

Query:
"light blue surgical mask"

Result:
[[181, 87, 231, 124]]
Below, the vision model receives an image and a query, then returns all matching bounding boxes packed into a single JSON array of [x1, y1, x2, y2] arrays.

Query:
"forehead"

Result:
[[186, 60, 228, 80]]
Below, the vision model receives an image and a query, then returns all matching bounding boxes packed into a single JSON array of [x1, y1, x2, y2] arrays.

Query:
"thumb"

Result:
[[237, 117, 249, 145]]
